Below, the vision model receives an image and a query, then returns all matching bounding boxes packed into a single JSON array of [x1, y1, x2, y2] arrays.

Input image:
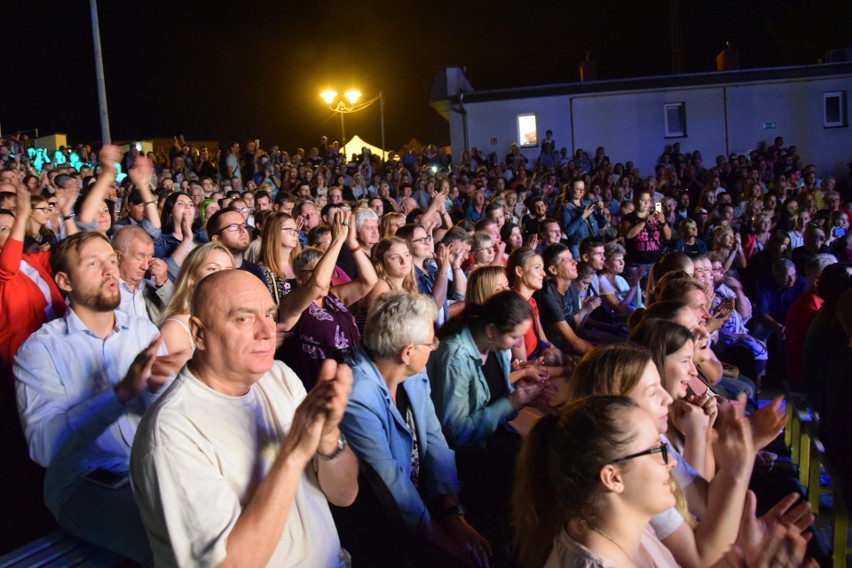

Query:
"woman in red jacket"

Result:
[[0, 185, 67, 381]]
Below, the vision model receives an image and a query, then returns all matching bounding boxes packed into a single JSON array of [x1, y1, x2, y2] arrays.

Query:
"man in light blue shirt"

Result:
[[14, 231, 181, 564], [114, 226, 174, 322]]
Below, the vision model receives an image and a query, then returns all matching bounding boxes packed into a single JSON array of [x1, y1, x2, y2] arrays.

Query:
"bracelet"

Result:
[[144, 200, 157, 205], [316, 433, 348, 461], [349, 245, 362, 254], [62, 213, 76, 221]]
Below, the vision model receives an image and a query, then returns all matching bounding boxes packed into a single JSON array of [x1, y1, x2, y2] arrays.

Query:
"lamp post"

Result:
[[320, 89, 386, 161]]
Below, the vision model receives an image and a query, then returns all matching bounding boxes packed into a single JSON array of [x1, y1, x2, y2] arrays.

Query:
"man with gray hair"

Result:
[[113, 225, 174, 322]]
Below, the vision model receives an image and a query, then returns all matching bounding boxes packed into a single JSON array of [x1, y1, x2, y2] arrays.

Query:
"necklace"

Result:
[[587, 523, 647, 568]]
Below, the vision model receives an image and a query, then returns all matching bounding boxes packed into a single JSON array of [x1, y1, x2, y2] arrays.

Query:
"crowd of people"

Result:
[[1, 130, 851, 567]]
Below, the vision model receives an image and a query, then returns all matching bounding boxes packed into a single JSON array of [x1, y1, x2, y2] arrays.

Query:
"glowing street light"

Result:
[[320, 88, 385, 159], [344, 90, 361, 104]]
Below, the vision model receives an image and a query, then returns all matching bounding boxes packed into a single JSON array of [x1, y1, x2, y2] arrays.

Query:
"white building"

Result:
[[430, 64, 852, 180]]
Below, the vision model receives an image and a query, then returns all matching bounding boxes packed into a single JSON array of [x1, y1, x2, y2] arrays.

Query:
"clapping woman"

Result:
[[340, 292, 491, 567]]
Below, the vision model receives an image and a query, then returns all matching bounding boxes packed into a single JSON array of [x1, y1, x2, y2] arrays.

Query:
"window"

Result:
[[664, 103, 687, 138], [824, 91, 847, 128], [517, 114, 538, 147]]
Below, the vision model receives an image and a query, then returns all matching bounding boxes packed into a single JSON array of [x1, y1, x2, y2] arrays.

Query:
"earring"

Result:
[[404, 359, 411, 368]]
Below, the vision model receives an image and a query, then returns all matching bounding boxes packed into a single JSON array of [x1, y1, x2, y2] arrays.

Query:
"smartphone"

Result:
[[654, 202, 663, 214], [833, 227, 846, 238], [85, 468, 129, 490]]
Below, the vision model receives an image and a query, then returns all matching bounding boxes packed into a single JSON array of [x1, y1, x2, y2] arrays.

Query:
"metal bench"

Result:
[[0, 529, 127, 568]]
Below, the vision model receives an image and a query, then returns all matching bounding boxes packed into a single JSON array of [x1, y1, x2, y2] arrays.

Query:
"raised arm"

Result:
[[0, 184, 31, 281], [128, 156, 161, 230], [277, 210, 348, 330], [333, 213, 378, 306], [78, 144, 121, 226]]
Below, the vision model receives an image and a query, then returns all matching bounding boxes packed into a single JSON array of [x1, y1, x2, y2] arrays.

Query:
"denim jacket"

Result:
[[427, 325, 515, 448], [341, 348, 460, 534]]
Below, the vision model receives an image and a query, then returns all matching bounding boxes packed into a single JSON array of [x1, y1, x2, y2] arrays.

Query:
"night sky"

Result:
[[4, 0, 849, 152]]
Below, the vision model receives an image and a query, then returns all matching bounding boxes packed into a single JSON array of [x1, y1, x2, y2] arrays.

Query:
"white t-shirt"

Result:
[[649, 434, 700, 540], [131, 362, 343, 567]]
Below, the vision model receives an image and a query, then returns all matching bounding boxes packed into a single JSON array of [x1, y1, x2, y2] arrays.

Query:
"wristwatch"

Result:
[[316, 432, 348, 461]]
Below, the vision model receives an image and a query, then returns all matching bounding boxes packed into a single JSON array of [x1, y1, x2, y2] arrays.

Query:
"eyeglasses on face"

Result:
[[412, 235, 433, 245], [612, 443, 668, 465], [32, 207, 50, 211], [217, 223, 248, 235], [280, 227, 299, 234], [415, 338, 441, 351]]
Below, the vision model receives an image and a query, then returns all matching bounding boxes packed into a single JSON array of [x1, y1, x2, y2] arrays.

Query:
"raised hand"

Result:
[[712, 394, 755, 480], [129, 155, 155, 192], [114, 337, 164, 404], [748, 395, 785, 450], [99, 144, 122, 170]]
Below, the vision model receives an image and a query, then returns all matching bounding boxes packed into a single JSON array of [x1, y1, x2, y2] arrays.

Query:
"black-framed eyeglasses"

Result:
[[412, 235, 433, 245], [613, 443, 668, 465], [217, 223, 248, 235]]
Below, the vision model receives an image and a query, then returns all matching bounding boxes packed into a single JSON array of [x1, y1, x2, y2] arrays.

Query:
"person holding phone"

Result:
[[619, 189, 671, 276], [560, 178, 604, 258]]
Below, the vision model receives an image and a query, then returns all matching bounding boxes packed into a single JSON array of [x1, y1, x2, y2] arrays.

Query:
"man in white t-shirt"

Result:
[[131, 270, 358, 567]]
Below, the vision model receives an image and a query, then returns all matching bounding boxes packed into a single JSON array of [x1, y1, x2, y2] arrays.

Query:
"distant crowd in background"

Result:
[[1, 129, 850, 567]]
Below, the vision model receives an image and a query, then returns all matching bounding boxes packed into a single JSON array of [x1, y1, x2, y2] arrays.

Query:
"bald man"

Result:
[[131, 270, 358, 567]]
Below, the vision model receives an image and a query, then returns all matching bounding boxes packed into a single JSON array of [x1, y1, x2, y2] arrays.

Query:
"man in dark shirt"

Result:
[[534, 244, 594, 356], [791, 224, 833, 274], [753, 258, 808, 343], [207, 208, 265, 282]]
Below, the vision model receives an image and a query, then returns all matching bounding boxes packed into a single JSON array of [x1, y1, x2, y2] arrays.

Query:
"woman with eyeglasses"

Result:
[[464, 231, 496, 276], [397, 223, 465, 326], [0, 184, 66, 379], [256, 212, 301, 303], [24, 195, 58, 253], [339, 292, 491, 567], [278, 210, 377, 390], [564, 343, 810, 568], [514, 395, 813, 568]]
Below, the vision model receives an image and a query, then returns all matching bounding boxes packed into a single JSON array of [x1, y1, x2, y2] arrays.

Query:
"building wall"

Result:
[[454, 74, 852, 181]]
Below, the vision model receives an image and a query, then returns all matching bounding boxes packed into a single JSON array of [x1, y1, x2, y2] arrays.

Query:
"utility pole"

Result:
[[90, 0, 111, 144], [670, 0, 682, 74]]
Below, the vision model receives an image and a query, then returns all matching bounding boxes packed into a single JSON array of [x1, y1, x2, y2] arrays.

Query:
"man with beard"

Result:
[[14, 231, 183, 564], [207, 207, 266, 282]]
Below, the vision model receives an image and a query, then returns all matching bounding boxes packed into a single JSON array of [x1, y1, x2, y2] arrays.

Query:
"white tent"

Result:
[[342, 135, 387, 162]]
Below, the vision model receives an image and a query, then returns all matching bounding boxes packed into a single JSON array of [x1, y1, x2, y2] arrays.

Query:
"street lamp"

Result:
[[320, 89, 386, 160]]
